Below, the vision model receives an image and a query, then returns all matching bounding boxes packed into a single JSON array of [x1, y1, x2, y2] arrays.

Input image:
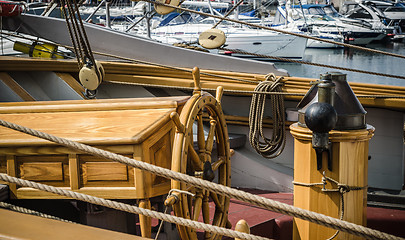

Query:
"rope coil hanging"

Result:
[[249, 74, 286, 159]]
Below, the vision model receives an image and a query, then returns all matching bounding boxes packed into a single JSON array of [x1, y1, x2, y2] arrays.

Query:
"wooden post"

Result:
[[290, 123, 374, 240]]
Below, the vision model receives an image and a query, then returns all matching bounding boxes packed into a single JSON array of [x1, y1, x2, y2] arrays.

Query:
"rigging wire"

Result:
[[2, 30, 405, 85], [142, 0, 405, 60], [60, 0, 96, 69], [219, 47, 405, 80]]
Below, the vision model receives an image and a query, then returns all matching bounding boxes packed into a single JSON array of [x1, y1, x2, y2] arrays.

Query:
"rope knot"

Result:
[[263, 73, 284, 88], [338, 184, 351, 194]]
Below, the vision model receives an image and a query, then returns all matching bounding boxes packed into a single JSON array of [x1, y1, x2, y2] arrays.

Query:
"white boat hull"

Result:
[[151, 23, 308, 59]]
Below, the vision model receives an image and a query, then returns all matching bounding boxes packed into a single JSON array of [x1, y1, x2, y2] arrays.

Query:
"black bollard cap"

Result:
[[297, 72, 366, 130]]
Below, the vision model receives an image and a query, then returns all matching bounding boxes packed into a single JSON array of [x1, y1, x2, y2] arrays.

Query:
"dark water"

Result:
[[273, 41, 405, 87]]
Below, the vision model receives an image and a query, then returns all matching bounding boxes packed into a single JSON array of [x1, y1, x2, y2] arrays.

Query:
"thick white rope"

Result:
[[0, 119, 403, 240], [0, 174, 269, 240]]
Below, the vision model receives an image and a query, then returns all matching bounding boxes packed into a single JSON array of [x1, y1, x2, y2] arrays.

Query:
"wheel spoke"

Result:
[[197, 112, 206, 161], [192, 190, 203, 221], [202, 192, 212, 240], [188, 143, 203, 171], [202, 192, 210, 224], [205, 119, 217, 157], [209, 191, 223, 213], [205, 119, 217, 162]]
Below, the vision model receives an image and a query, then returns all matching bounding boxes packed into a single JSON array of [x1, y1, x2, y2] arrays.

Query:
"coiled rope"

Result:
[[249, 74, 286, 159], [0, 119, 403, 240]]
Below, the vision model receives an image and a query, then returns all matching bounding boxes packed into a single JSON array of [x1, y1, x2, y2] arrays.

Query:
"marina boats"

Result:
[[148, 14, 308, 59], [361, 0, 405, 32], [340, 0, 405, 42], [272, 3, 344, 48], [0, 3, 405, 240], [272, 3, 388, 45], [120, 0, 308, 60], [340, 1, 399, 38]]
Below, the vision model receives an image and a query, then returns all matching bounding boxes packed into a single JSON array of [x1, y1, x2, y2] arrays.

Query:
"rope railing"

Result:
[[0, 119, 403, 240], [0, 174, 269, 240]]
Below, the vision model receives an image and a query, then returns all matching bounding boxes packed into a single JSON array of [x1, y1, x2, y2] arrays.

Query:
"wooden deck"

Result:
[[223, 190, 405, 240], [0, 208, 150, 240]]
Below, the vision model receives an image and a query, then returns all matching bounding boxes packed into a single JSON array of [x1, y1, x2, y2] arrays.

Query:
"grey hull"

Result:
[[2, 14, 288, 76]]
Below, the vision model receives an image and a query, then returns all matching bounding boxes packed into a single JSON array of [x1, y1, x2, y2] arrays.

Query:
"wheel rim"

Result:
[[171, 92, 231, 240]]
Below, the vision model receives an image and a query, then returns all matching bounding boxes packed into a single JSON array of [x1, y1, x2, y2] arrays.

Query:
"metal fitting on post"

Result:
[[303, 73, 337, 171]]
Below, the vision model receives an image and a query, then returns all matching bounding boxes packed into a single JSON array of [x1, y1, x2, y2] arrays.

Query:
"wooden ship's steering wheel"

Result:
[[167, 67, 231, 240]]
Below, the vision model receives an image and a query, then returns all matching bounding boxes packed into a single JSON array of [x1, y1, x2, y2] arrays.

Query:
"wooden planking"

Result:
[[16, 155, 70, 188], [79, 154, 135, 188], [15, 187, 140, 199], [1, 56, 405, 110], [0, 208, 149, 240], [0, 108, 175, 146], [0, 96, 189, 114], [0, 72, 36, 101], [83, 162, 128, 183], [150, 132, 172, 186], [0, 144, 134, 156], [56, 72, 86, 99], [104, 74, 260, 96], [20, 162, 63, 181], [0, 57, 79, 72]]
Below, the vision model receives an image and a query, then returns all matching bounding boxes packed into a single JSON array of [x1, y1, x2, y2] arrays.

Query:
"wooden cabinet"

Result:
[[0, 97, 188, 200]]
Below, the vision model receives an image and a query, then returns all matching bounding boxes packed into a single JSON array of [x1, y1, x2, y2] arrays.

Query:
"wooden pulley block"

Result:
[[154, 0, 180, 15], [79, 61, 105, 90], [198, 28, 226, 49]]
